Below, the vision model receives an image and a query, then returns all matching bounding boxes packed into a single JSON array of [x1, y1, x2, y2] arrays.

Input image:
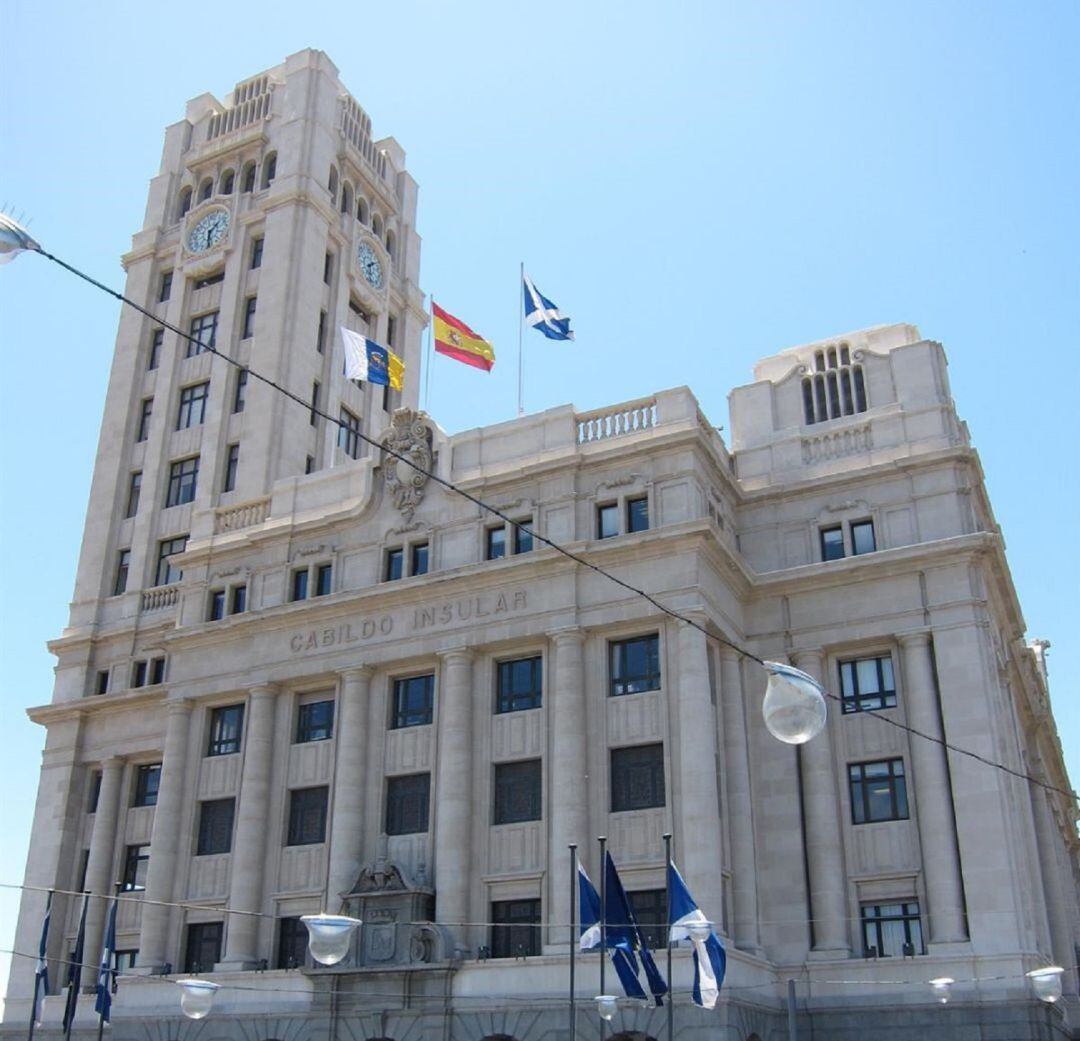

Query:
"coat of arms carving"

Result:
[[381, 409, 433, 521]]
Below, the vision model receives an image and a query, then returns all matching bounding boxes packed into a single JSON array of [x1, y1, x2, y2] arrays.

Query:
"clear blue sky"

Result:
[[1, 0, 1077, 1001]]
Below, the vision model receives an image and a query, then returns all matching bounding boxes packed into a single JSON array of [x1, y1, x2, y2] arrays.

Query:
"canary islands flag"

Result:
[[432, 302, 495, 371], [341, 327, 404, 390]]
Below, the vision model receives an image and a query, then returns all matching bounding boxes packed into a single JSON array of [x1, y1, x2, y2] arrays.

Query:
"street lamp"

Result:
[[1026, 966, 1064, 1004], [762, 662, 828, 744], [595, 995, 618, 1021], [928, 977, 954, 1004], [301, 913, 362, 966], [176, 978, 219, 1019]]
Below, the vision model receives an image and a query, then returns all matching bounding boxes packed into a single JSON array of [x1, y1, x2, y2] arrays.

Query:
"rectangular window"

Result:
[[861, 902, 923, 957], [627, 496, 649, 533], [849, 759, 908, 824], [338, 407, 361, 459], [113, 950, 138, 972], [155, 535, 187, 586], [411, 542, 429, 576], [597, 502, 619, 539], [296, 699, 335, 743], [315, 563, 332, 596], [133, 764, 161, 807], [628, 889, 668, 951], [193, 272, 224, 289], [241, 296, 257, 339], [305, 455, 315, 475], [125, 472, 142, 518], [392, 674, 434, 728], [250, 237, 264, 270], [493, 759, 542, 824], [610, 634, 661, 696], [113, 549, 131, 596], [208, 589, 226, 621], [385, 773, 430, 835], [158, 272, 172, 303], [150, 656, 166, 685], [207, 704, 244, 757], [165, 456, 199, 507], [233, 369, 248, 413], [132, 660, 148, 688], [385, 548, 404, 582], [851, 519, 876, 556], [490, 899, 541, 959], [496, 656, 542, 713], [309, 381, 320, 426], [196, 799, 235, 855], [176, 382, 210, 429], [840, 655, 897, 714], [121, 844, 150, 891], [486, 527, 506, 560], [183, 922, 222, 974], [223, 443, 239, 493], [95, 670, 109, 696], [387, 314, 397, 348], [291, 568, 309, 602], [323, 251, 333, 284], [137, 398, 153, 442], [276, 917, 307, 969], [611, 743, 666, 812], [820, 526, 844, 561], [513, 519, 533, 554], [188, 311, 219, 357], [317, 310, 327, 354], [286, 786, 329, 846], [148, 328, 164, 370], [230, 585, 246, 615]]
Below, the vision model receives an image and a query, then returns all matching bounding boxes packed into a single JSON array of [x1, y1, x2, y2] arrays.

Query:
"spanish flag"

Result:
[[433, 301, 495, 371]]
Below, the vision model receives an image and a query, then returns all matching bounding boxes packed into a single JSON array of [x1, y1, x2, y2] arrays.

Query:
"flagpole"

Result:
[[569, 844, 577, 1041], [598, 835, 607, 1041], [63, 893, 89, 1041], [27, 890, 52, 1041], [517, 262, 524, 416], [664, 833, 674, 1041], [95, 887, 119, 1041]]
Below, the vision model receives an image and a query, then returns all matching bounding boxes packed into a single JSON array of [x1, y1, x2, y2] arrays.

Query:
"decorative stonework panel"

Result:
[[385, 727, 433, 774], [608, 808, 666, 864], [197, 753, 241, 799], [117, 894, 143, 932], [801, 423, 873, 464], [386, 834, 429, 883], [850, 819, 920, 875], [488, 822, 542, 874], [124, 806, 155, 845], [287, 740, 334, 788], [607, 691, 663, 745], [279, 843, 327, 893], [491, 709, 542, 761], [187, 854, 230, 899]]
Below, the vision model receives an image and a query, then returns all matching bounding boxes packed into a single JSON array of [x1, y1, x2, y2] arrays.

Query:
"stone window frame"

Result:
[[389, 672, 435, 730], [815, 503, 880, 562], [294, 692, 335, 744], [483, 513, 535, 562], [132, 763, 162, 807], [382, 530, 433, 582], [289, 560, 334, 602], [494, 653, 544, 714], [492, 758, 543, 825], [847, 758, 909, 825], [593, 483, 653, 541], [207, 580, 247, 622], [837, 650, 898, 714]]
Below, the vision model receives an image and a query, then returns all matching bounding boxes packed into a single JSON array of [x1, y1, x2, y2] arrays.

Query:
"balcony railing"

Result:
[[577, 398, 658, 445], [214, 496, 270, 533], [141, 586, 178, 612]]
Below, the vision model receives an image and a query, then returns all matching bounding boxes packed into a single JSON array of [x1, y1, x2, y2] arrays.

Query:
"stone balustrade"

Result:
[[576, 397, 658, 444], [214, 496, 270, 533]]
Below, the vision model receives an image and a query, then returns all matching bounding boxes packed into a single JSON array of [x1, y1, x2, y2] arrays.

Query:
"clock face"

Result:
[[357, 241, 383, 289], [187, 208, 230, 253]]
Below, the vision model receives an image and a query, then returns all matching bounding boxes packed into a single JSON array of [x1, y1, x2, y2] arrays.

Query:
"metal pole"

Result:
[[599, 835, 607, 1041], [517, 262, 525, 416], [664, 833, 674, 1041], [569, 844, 578, 1041], [787, 978, 797, 1041]]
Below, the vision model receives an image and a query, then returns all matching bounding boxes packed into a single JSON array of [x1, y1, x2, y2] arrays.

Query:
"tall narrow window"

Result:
[[314, 563, 332, 596], [188, 311, 218, 357], [230, 585, 246, 615], [861, 902, 923, 957], [220, 169, 235, 195], [242, 162, 257, 193], [610, 743, 665, 811], [820, 526, 844, 561], [851, 520, 876, 556], [513, 519, 533, 554], [261, 153, 276, 189], [391, 675, 434, 728], [208, 589, 226, 622], [296, 700, 335, 743], [291, 568, 309, 602], [250, 237, 263, 269], [233, 369, 248, 413], [411, 543, 429, 576], [486, 527, 506, 560], [136, 398, 153, 442], [628, 890, 668, 951], [176, 382, 209, 429], [385, 548, 403, 582], [317, 310, 327, 353], [125, 472, 142, 518], [113, 549, 131, 596], [338, 407, 361, 459], [277, 918, 307, 969], [310, 381, 320, 426], [323, 252, 333, 285], [241, 296, 257, 339], [154, 535, 187, 586], [148, 328, 164, 370], [165, 456, 199, 507], [627, 496, 649, 533], [385, 773, 430, 835], [121, 845, 150, 891], [597, 503, 619, 539], [133, 764, 161, 807], [222, 443, 239, 493], [159, 272, 172, 303]]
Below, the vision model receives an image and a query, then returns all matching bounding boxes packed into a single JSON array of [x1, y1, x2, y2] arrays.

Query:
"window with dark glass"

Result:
[[148, 328, 164, 370], [611, 743, 665, 812], [411, 542, 429, 576], [220, 170, 234, 194], [513, 519, 533, 554], [88, 772, 102, 813], [338, 407, 361, 459], [490, 899, 541, 958], [233, 369, 248, 413], [496, 656, 542, 713], [176, 382, 209, 429], [261, 153, 276, 189], [196, 799, 235, 854], [597, 502, 619, 539], [223, 443, 239, 493], [310, 381, 321, 426], [159, 272, 172, 303], [286, 786, 328, 845], [137, 398, 153, 442], [315, 563, 332, 596], [188, 311, 218, 356], [628, 889, 668, 951], [323, 251, 333, 284], [840, 656, 896, 714], [154, 535, 187, 586], [317, 310, 327, 353], [291, 568, 309, 602], [385, 773, 430, 835], [243, 162, 257, 193], [493, 760, 542, 824], [230, 585, 246, 615], [627, 496, 649, 534], [121, 844, 150, 891], [193, 272, 224, 289], [208, 589, 226, 621], [165, 456, 199, 507], [296, 699, 334, 743], [385, 547, 404, 582], [820, 525, 844, 561], [276, 917, 307, 969], [183, 922, 222, 974], [95, 670, 109, 696], [113, 549, 131, 596], [133, 764, 161, 807], [851, 519, 876, 556], [198, 178, 212, 203], [305, 455, 314, 475], [125, 472, 142, 518], [76, 849, 90, 891], [848, 759, 908, 824], [132, 659, 148, 688], [241, 296, 257, 339], [801, 345, 868, 425], [610, 634, 661, 696], [861, 902, 923, 957], [207, 705, 244, 757], [392, 674, 434, 728], [113, 949, 138, 972], [150, 656, 165, 684], [250, 237, 263, 269], [486, 527, 506, 560]]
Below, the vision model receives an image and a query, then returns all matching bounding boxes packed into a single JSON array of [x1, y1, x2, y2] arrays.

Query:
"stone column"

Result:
[[138, 700, 192, 970], [434, 649, 473, 950], [83, 756, 125, 980], [898, 633, 967, 943], [548, 629, 588, 946], [674, 621, 725, 926], [1029, 771, 1077, 993], [327, 667, 372, 908], [792, 650, 850, 955], [720, 647, 760, 951], [219, 685, 277, 968]]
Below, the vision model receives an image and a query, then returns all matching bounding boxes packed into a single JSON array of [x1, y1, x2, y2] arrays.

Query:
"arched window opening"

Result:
[[341, 183, 353, 215], [385, 229, 396, 261], [177, 186, 193, 221], [220, 169, 235, 195], [242, 162, 257, 193], [261, 153, 277, 189], [328, 165, 339, 204], [372, 213, 383, 237], [802, 343, 867, 425], [198, 177, 213, 203], [357, 197, 369, 225]]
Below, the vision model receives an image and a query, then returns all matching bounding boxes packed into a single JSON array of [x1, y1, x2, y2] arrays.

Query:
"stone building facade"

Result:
[[3, 49, 1078, 1041]]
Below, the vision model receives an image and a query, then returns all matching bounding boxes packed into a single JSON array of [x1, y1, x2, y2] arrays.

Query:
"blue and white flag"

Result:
[[341, 326, 392, 385], [668, 861, 726, 1009], [605, 852, 667, 1006], [522, 271, 574, 341], [31, 891, 52, 1025], [61, 895, 88, 1034], [578, 862, 602, 951], [94, 897, 119, 1022]]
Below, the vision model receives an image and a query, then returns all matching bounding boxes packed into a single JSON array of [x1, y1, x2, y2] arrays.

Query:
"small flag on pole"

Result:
[[31, 891, 53, 1026], [668, 861, 727, 1009], [522, 271, 574, 341], [0, 213, 40, 265], [432, 302, 495, 371], [604, 852, 667, 1006], [94, 896, 119, 1022], [578, 861, 602, 951], [340, 327, 404, 389], [62, 895, 89, 1035]]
